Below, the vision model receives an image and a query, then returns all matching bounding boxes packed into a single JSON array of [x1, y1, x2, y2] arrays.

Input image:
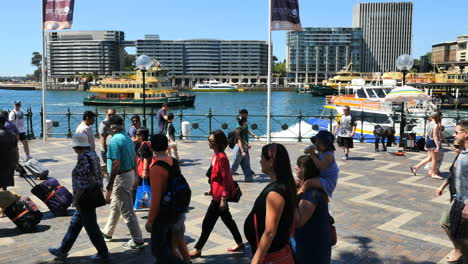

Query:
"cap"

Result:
[[310, 130, 335, 151], [14, 100, 21, 105]]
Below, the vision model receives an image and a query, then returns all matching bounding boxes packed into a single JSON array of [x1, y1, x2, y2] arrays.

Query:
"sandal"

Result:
[[227, 243, 245, 252], [410, 166, 417, 176], [431, 175, 444, 180]]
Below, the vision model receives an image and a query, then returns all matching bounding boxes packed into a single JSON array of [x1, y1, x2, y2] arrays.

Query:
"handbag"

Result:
[[228, 181, 242, 203], [254, 214, 295, 264], [449, 199, 466, 239], [330, 215, 337, 246], [134, 179, 151, 209], [136, 141, 153, 177], [77, 155, 106, 210]]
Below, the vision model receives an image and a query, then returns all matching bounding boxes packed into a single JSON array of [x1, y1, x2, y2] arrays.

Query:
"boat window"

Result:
[[161, 93, 166, 98], [356, 88, 367, 98], [368, 89, 378, 98], [374, 89, 386, 98]]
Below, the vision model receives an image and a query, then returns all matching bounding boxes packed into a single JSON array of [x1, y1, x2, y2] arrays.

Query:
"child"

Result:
[[299, 130, 339, 198], [165, 113, 180, 162]]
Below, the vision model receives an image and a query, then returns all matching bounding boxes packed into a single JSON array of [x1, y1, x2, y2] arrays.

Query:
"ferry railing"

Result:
[[10, 108, 468, 142]]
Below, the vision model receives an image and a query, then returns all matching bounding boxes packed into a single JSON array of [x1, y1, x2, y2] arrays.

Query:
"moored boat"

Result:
[[192, 80, 238, 92]]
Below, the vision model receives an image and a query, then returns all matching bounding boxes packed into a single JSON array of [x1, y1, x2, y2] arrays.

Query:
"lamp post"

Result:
[[136, 55, 154, 127], [396, 54, 414, 148]]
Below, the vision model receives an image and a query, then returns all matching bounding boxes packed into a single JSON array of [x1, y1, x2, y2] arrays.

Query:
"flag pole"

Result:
[[266, 0, 272, 144], [41, 1, 47, 141]]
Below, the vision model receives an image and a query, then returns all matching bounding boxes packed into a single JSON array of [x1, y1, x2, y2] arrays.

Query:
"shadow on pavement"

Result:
[[37, 159, 60, 163]]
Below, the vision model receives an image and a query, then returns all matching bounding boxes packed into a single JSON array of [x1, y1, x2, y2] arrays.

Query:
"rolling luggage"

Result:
[[17, 156, 49, 180], [24, 174, 73, 216], [4, 196, 43, 233]]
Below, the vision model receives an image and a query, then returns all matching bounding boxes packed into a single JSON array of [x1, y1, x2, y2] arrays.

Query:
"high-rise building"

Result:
[[286, 27, 362, 83], [353, 2, 413, 72], [135, 36, 268, 76], [47, 31, 127, 79]]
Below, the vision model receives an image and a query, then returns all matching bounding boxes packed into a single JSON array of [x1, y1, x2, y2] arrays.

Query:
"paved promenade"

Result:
[[0, 138, 458, 264]]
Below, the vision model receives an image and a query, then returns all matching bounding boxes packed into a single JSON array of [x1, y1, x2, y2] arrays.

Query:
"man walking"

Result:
[[98, 109, 115, 162], [231, 109, 259, 177], [0, 115, 18, 217], [102, 115, 144, 250], [8, 101, 30, 159], [157, 103, 169, 134], [334, 106, 356, 160], [76, 111, 97, 152]]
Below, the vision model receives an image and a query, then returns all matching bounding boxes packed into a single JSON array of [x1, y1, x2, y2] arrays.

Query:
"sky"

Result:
[[0, 0, 467, 76]]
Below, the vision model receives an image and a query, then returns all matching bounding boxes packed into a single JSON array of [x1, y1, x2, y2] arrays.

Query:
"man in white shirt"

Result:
[[75, 111, 97, 151], [8, 101, 30, 159]]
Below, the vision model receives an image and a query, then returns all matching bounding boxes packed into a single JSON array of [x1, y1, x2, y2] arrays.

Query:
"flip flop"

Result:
[[410, 166, 417, 176], [431, 175, 444, 180]]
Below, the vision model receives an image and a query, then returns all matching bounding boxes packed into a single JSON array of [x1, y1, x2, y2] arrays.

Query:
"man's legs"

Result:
[[240, 149, 252, 181], [102, 177, 123, 238], [21, 139, 30, 157]]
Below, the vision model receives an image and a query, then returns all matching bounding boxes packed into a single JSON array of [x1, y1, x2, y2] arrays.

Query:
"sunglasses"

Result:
[[454, 130, 465, 135]]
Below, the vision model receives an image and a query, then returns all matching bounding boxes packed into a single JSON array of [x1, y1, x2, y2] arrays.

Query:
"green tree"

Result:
[[124, 52, 136, 71], [31, 52, 42, 81]]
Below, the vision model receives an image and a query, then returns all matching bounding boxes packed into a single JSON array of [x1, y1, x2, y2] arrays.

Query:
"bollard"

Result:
[[181, 121, 191, 140]]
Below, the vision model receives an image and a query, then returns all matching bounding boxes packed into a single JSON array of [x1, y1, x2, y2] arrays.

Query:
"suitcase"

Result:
[[24, 174, 73, 216], [4, 196, 43, 233], [17, 156, 49, 180]]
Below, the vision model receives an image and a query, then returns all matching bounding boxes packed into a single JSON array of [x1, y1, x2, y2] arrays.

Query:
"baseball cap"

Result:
[[310, 130, 336, 151], [14, 100, 21, 105]]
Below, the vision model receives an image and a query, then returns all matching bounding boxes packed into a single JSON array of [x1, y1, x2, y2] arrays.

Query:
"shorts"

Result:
[[168, 141, 177, 147], [19, 132, 27, 141], [172, 213, 186, 237], [337, 137, 353, 148], [440, 200, 452, 229]]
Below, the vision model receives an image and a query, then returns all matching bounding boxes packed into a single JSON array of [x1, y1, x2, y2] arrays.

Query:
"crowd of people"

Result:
[[0, 100, 468, 264]]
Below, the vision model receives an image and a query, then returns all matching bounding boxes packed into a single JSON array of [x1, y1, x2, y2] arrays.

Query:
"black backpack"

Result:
[[153, 158, 191, 219], [228, 128, 240, 149]]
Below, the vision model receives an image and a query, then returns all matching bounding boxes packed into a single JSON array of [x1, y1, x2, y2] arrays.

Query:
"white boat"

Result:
[[192, 80, 238, 92]]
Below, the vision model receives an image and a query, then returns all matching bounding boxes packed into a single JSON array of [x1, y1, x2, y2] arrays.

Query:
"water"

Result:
[[0, 90, 326, 139]]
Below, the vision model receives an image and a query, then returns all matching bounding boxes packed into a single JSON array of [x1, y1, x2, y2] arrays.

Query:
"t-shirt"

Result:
[[157, 109, 166, 133], [337, 114, 356, 138], [238, 125, 249, 144], [98, 120, 110, 139], [166, 122, 176, 141], [8, 110, 25, 133], [244, 182, 294, 254], [128, 126, 137, 137], [455, 150, 468, 203], [107, 132, 136, 173], [76, 122, 95, 151]]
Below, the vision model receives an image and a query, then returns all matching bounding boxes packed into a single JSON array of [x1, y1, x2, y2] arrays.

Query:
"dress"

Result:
[[0, 128, 17, 189], [294, 190, 331, 264]]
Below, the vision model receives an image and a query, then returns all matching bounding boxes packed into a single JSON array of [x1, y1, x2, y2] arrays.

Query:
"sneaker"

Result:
[[341, 156, 348, 161], [253, 175, 262, 181], [122, 239, 145, 250], [26, 155, 32, 161], [48, 248, 68, 260], [89, 253, 110, 262], [101, 232, 112, 242]]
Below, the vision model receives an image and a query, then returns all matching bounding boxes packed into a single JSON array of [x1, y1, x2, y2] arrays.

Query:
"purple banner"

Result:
[[43, 0, 75, 30], [271, 0, 302, 31]]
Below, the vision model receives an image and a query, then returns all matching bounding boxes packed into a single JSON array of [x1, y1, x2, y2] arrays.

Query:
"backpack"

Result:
[[228, 128, 240, 149], [152, 158, 191, 220]]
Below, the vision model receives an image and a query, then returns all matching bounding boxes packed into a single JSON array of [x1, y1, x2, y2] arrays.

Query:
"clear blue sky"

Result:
[[0, 0, 466, 76]]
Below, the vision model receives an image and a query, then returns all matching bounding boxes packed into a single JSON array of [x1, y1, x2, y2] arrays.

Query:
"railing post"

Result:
[[94, 107, 99, 138], [392, 108, 396, 131], [179, 109, 183, 140], [423, 113, 427, 136], [208, 108, 213, 134], [40, 106, 44, 137], [150, 105, 155, 135], [360, 110, 364, 143], [25, 107, 31, 139], [298, 109, 302, 142], [29, 107, 35, 139], [67, 107, 72, 138], [328, 109, 333, 132], [122, 109, 126, 131]]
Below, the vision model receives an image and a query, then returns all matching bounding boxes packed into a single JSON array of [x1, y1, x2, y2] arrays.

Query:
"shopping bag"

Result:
[[133, 179, 151, 209]]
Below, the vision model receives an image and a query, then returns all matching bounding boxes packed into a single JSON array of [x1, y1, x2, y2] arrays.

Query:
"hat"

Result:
[[14, 100, 21, 105], [310, 130, 335, 151], [71, 133, 91, 148]]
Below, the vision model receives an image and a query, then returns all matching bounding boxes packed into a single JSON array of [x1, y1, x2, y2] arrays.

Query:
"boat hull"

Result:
[[192, 88, 238, 92], [83, 96, 196, 107]]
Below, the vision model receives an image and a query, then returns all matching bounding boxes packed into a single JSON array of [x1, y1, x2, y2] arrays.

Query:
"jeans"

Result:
[[194, 200, 243, 251], [59, 208, 108, 256], [151, 217, 184, 264], [230, 145, 252, 181]]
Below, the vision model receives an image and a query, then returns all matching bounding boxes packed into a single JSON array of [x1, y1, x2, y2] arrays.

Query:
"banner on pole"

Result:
[[271, 0, 302, 31], [43, 0, 75, 31]]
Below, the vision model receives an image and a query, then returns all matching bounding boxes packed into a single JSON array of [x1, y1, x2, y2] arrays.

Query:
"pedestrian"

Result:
[[411, 112, 443, 179], [449, 120, 468, 263], [425, 117, 451, 176], [165, 113, 180, 162], [436, 144, 463, 263], [128, 115, 141, 143], [0, 114, 18, 218], [98, 108, 115, 175], [145, 133, 186, 264], [133, 127, 153, 204], [293, 155, 331, 264], [48, 133, 109, 261], [334, 105, 356, 160], [158, 103, 169, 134], [300, 130, 340, 198], [75, 110, 97, 152], [189, 130, 244, 259], [8, 100, 31, 159], [231, 116, 253, 182], [102, 115, 145, 250], [244, 143, 296, 264], [232, 109, 259, 176]]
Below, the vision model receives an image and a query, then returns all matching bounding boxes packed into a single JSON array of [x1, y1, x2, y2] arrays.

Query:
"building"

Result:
[[286, 27, 362, 83], [353, 2, 413, 72], [47, 31, 129, 81], [432, 35, 468, 72], [135, 35, 268, 77]]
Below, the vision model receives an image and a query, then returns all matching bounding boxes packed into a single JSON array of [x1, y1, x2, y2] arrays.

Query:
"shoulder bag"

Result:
[[76, 155, 106, 210]]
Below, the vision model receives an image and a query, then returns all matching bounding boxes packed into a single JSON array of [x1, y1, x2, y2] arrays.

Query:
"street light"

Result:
[[395, 54, 414, 148], [136, 55, 154, 127]]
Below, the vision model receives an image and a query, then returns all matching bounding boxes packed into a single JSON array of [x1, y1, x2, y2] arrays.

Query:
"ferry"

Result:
[[83, 62, 196, 107], [192, 80, 238, 92]]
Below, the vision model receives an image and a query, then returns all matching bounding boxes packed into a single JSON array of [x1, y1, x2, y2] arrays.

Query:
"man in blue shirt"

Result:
[[102, 115, 144, 250]]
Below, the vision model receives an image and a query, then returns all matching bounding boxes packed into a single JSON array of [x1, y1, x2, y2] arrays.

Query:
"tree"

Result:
[[31, 52, 42, 81], [124, 52, 136, 71]]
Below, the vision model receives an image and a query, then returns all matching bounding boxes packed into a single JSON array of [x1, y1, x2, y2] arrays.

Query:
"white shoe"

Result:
[[341, 156, 348, 161]]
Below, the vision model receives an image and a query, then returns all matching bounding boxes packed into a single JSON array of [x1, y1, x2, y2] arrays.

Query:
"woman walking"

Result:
[[244, 143, 296, 264], [411, 112, 443, 179], [48, 133, 109, 261], [189, 130, 244, 259], [293, 155, 331, 264]]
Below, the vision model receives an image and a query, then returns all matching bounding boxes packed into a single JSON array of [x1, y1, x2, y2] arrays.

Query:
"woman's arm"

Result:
[[251, 192, 285, 264], [294, 199, 316, 228]]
